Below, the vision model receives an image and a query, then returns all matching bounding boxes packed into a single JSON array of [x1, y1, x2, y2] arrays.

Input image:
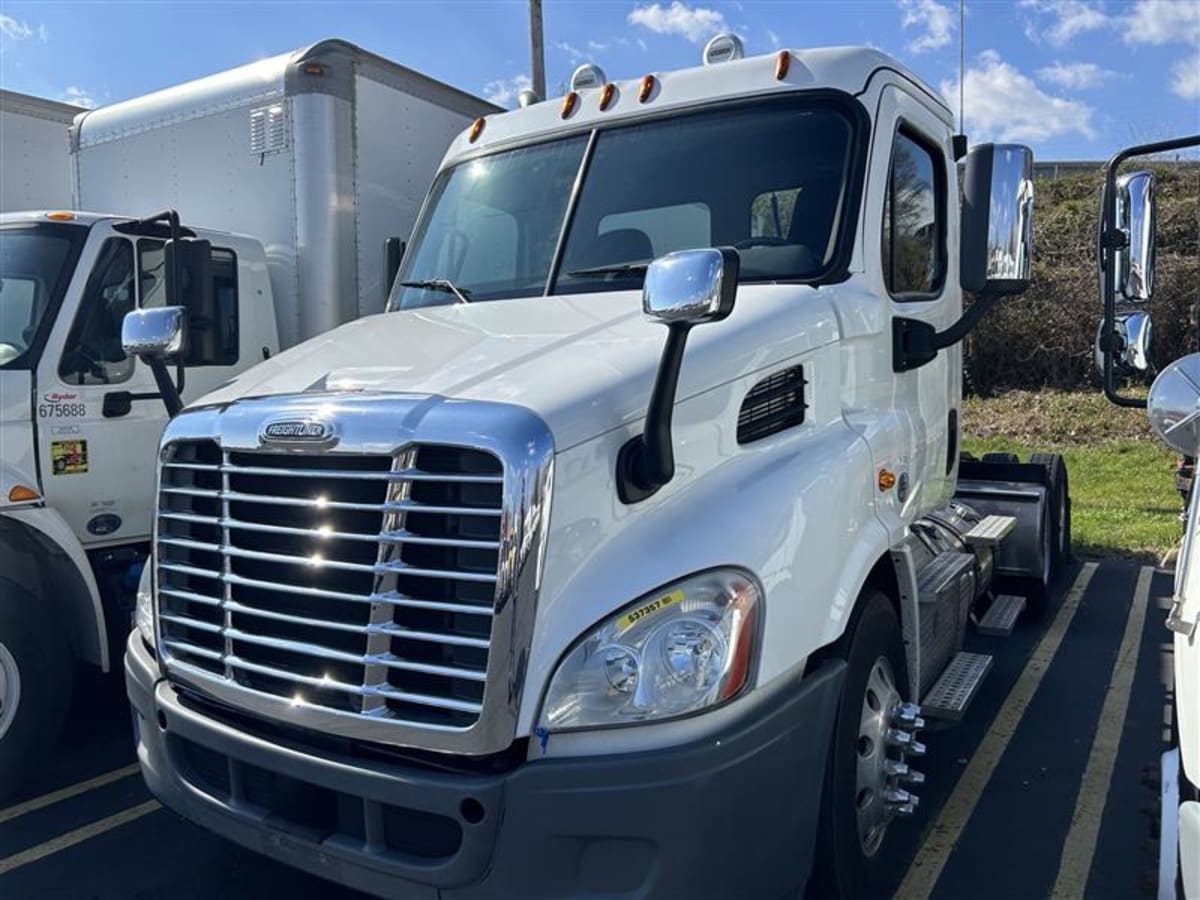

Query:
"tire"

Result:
[[1029, 453, 1071, 571], [981, 452, 1019, 465], [0, 579, 72, 798], [811, 591, 914, 899]]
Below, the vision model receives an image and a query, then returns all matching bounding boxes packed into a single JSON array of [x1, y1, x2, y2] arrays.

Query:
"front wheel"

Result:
[[811, 591, 924, 899], [0, 580, 72, 798]]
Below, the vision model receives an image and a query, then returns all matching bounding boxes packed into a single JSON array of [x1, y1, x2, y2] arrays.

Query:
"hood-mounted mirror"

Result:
[[1147, 353, 1200, 455]]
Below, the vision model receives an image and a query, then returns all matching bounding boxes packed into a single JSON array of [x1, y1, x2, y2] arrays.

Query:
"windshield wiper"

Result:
[[397, 278, 472, 304], [566, 260, 650, 279]]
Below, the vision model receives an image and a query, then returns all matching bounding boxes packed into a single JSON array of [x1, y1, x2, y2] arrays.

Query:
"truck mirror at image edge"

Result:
[[1113, 171, 1156, 304]]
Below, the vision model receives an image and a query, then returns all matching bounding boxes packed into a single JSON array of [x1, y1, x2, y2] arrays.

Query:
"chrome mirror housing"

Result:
[[1095, 311, 1153, 375], [122, 306, 187, 359], [1114, 171, 1155, 303], [960, 143, 1034, 295], [643, 248, 739, 325], [1147, 353, 1200, 455]]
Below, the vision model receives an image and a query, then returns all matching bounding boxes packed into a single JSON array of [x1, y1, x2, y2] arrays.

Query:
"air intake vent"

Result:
[[249, 103, 287, 155], [737, 365, 807, 444]]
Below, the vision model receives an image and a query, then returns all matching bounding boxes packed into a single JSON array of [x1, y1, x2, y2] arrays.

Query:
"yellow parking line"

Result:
[[0, 763, 142, 825], [895, 561, 1099, 900], [1050, 565, 1154, 898], [0, 799, 161, 876]]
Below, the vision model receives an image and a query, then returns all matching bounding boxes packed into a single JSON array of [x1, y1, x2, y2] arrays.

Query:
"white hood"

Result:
[[197, 287, 841, 450]]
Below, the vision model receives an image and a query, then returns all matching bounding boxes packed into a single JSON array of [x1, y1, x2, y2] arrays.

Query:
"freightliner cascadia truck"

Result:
[[1094, 134, 1200, 900], [122, 39, 1072, 898], [0, 40, 495, 792]]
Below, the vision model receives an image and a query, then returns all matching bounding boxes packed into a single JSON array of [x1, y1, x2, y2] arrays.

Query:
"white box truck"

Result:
[[1094, 134, 1200, 900], [0, 40, 496, 792], [124, 39, 1073, 898], [0, 89, 83, 212]]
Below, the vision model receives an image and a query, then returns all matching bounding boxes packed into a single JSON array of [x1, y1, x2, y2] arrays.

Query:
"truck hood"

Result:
[[196, 287, 841, 450]]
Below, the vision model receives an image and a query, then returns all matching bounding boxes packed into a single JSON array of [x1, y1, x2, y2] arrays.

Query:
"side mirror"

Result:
[[1147, 353, 1200, 455], [1113, 171, 1155, 302], [122, 307, 187, 417], [617, 248, 740, 502], [960, 143, 1034, 295], [165, 238, 213, 311], [383, 237, 405, 305], [1094, 310, 1152, 376]]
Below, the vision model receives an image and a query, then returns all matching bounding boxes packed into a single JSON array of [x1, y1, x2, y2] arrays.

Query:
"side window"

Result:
[[137, 239, 239, 366], [882, 128, 945, 297], [58, 238, 136, 385]]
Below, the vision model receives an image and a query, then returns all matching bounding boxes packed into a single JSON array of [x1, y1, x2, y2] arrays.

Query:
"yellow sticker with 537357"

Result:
[[617, 589, 684, 633]]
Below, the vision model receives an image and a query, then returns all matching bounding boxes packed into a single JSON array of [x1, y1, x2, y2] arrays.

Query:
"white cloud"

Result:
[[1170, 56, 1200, 99], [1036, 61, 1117, 89], [898, 0, 955, 54], [628, 2, 727, 44], [1124, 0, 1200, 47], [1019, 0, 1109, 46], [767, 29, 781, 50], [553, 40, 589, 65], [482, 74, 532, 108], [57, 86, 96, 109], [0, 14, 33, 40], [943, 49, 1095, 142]]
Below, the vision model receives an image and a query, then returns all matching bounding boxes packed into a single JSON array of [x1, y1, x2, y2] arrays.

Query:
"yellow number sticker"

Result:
[[617, 589, 684, 633]]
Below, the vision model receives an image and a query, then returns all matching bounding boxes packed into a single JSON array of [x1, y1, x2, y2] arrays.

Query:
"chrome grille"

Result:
[[156, 440, 505, 731]]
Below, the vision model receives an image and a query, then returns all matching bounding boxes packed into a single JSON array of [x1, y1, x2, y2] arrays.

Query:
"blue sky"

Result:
[[1, 1, 1196, 159]]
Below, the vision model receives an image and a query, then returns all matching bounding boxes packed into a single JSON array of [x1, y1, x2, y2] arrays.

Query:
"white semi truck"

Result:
[[0, 89, 83, 212], [0, 40, 495, 792], [1095, 134, 1200, 900], [123, 41, 1071, 897]]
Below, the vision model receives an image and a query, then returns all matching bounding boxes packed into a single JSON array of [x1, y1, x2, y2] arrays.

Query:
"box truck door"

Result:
[[35, 235, 243, 546]]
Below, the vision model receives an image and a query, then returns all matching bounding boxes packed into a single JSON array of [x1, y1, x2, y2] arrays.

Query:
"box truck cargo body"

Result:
[[0, 89, 82, 212], [71, 39, 498, 348]]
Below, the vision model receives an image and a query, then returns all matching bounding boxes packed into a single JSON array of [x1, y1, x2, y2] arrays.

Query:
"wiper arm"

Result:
[[566, 260, 650, 278], [397, 278, 472, 304]]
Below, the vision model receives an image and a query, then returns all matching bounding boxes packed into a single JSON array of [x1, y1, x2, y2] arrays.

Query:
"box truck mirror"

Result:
[[383, 237, 405, 304], [1094, 310, 1153, 377], [1111, 171, 1156, 303], [121, 306, 187, 417], [617, 248, 739, 503]]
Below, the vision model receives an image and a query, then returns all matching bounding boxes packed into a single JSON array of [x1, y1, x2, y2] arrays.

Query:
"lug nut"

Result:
[[886, 728, 915, 749], [885, 760, 910, 778], [893, 703, 925, 729], [907, 740, 928, 757], [885, 788, 917, 806], [904, 768, 926, 786], [895, 800, 918, 816]]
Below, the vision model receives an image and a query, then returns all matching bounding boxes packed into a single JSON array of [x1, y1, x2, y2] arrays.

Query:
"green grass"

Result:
[[962, 391, 1182, 559]]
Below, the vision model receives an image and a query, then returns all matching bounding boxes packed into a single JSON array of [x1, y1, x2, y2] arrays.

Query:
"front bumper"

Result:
[[127, 633, 844, 899]]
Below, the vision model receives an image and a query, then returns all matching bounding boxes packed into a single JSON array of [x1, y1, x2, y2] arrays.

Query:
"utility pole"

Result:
[[529, 0, 546, 100]]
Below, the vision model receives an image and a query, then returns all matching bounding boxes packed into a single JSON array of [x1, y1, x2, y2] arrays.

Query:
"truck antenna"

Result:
[[953, 0, 968, 160]]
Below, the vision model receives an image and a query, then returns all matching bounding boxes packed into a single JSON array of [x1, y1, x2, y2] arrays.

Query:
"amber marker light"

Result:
[[8, 485, 39, 502], [560, 91, 579, 119], [638, 74, 656, 103], [599, 82, 616, 111], [45, 211, 75, 221], [468, 117, 486, 143], [878, 469, 897, 492], [775, 50, 791, 80]]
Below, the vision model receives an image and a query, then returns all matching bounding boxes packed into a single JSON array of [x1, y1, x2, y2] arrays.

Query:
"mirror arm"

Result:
[[617, 322, 691, 503], [144, 356, 183, 418], [893, 292, 1003, 373]]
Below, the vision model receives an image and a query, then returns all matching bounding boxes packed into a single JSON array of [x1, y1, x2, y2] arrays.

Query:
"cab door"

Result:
[[35, 229, 243, 547]]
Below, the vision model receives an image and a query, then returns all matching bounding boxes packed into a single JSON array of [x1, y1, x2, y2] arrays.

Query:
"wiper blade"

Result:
[[397, 278, 472, 304], [566, 260, 650, 278]]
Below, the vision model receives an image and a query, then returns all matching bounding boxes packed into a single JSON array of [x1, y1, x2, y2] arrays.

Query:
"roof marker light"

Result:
[[599, 83, 617, 111], [570, 63, 607, 92], [45, 211, 75, 221], [703, 33, 745, 66], [638, 74, 656, 103], [775, 50, 791, 80], [560, 91, 579, 119], [468, 117, 486, 143]]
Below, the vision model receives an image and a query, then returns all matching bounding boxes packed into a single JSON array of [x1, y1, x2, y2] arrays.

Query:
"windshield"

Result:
[[392, 95, 860, 310], [0, 223, 86, 369]]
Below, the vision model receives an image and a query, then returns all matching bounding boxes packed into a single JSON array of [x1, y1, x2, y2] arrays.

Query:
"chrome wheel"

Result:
[[0, 642, 20, 741], [854, 656, 924, 856]]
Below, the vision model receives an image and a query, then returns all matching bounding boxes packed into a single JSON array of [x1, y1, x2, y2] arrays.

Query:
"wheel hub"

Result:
[[854, 656, 926, 856], [0, 641, 20, 741]]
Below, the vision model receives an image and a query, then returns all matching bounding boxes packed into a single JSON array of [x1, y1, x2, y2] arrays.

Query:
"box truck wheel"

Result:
[[812, 590, 917, 899], [0, 579, 72, 798]]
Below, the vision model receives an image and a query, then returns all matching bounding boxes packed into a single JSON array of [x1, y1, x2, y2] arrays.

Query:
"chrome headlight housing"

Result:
[[135, 560, 154, 648], [538, 568, 762, 731]]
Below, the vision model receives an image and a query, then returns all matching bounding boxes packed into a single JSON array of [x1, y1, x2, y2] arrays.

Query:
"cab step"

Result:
[[962, 514, 1017, 548], [976, 594, 1026, 637], [921, 651, 993, 721]]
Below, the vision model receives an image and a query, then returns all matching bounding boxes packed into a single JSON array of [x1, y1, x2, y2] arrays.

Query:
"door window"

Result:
[[138, 240, 239, 366], [882, 128, 945, 298], [58, 238, 136, 385]]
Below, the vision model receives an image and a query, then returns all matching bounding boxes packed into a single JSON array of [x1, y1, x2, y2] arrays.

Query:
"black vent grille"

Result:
[[737, 365, 807, 444]]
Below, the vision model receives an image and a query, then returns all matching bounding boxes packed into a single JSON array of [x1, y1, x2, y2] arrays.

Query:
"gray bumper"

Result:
[[127, 633, 844, 899]]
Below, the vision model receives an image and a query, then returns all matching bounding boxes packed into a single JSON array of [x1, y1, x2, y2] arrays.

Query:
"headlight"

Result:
[[135, 561, 154, 647], [538, 568, 761, 731]]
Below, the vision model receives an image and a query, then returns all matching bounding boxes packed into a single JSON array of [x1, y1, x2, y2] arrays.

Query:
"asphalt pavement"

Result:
[[0, 558, 1176, 899]]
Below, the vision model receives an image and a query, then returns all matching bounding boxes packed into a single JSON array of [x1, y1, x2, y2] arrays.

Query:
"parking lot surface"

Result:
[[0, 558, 1176, 899]]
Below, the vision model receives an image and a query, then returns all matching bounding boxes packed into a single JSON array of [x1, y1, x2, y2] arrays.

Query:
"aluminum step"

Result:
[[921, 651, 993, 721], [916, 551, 975, 605], [976, 594, 1026, 637], [962, 514, 1017, 548]]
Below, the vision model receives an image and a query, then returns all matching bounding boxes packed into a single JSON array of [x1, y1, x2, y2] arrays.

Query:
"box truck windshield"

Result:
[[391, 96, 858, 310], [0, 223, 86, 368]]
